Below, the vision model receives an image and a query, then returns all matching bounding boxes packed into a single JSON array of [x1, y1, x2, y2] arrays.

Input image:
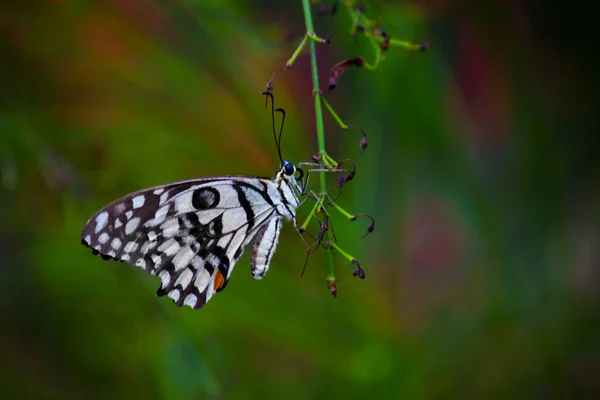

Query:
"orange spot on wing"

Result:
[[213, 270, 225, 291]]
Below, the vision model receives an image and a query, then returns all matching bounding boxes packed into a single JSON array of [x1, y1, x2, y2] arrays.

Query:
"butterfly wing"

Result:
[[81, 177, 280, 309]]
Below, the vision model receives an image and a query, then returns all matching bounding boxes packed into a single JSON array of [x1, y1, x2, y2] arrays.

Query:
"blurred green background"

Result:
[[1, 0, 598, 398]]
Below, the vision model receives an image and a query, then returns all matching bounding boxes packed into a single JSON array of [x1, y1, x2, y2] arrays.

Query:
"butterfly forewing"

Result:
[[81, 176, 297, 309]]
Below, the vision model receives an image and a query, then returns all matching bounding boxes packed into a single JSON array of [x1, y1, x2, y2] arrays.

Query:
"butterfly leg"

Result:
[[306, 192, 372, 281], [298, 158, 356, 199], [296, 160, 370, 293], [297, 190, 367, 286]]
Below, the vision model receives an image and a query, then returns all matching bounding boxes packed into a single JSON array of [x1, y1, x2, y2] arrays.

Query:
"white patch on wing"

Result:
[[196, 209, 224, 225], [115, 219, 123, 229], [175, 268, 193, 289], [206, 253, 221, 269], [125, 217, 140, 235], [172, 246, 195, 271], [150, 254, 162, 266], [98, 232, 110, 244], [132, 195, 145, 209], [215, 185, 240, 208], [183, 293, 197, 308], [157, 238, 180, 257], [124, 241, 139, 253], [160, 218, 180, 238], [175, 191, 195, 214], [159, 191, 170, 205], [159, 270, 170, 288], [107, 250, 116, 257], [242, 186, 268, 207], [111, 238, 122, 250], [168, 289, 180, 302], [194, 268, 211, 293], [217, 233, 233, 250], [190, 255, 203, 269], [122, 254, 130, 262], [226, 230, 248, 278], [94, 211, 108, 233], [140, 240, 157, 255], [84, 235, 91, 245], [146, 205, 169, 227], [125, 210, 133, 220], [135, 258, 146, 269], [205, 281, 215, 302], [153, 188, 165, 195]]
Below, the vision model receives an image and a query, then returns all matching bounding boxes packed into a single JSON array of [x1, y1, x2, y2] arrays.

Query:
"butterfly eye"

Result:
[[282, 161, 295, 176]]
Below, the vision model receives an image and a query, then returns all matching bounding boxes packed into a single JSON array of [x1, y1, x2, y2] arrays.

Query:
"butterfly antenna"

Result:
[[275, 107, 286, 162], [262, 91, 283, 163]]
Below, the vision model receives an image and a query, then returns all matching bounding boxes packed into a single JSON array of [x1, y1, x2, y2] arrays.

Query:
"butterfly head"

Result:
[[279, 160, 304, 180], [277, 160, 305, 193], [282, 160, 295, 176]]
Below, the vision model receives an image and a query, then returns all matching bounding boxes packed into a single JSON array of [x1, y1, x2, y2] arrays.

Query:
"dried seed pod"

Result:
[[328, 56, 365, 91]]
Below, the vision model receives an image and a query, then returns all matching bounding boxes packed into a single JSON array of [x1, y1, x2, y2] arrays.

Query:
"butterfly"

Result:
[[81, 93, 307, 309]]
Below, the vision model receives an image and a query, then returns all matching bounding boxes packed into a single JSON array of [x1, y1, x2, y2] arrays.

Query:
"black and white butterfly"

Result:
[[81, 163, 304, 309], [81, 93, 307, 309]]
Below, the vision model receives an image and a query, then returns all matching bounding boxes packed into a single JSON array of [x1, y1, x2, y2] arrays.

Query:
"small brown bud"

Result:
[[380, 37, 390, 52], [353, 268, 365, 279], [419, 41, 431, 51], [327, 279, 337, 298], [360, 137, 368, 151]]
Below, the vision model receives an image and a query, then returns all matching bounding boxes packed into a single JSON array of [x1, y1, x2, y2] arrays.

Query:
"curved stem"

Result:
[[301, 0, 335, 281]]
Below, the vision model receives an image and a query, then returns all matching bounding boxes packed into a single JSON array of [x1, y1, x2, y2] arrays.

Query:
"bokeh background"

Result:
[[1, 0, 598, 398]]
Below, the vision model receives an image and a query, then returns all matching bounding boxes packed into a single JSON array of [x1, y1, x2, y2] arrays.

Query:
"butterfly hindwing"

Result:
[[81, 177, 285, 309]]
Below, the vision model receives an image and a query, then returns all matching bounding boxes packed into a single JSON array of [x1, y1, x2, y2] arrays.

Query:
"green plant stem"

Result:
[[287, 35, 308, 67], [301, 0, 335, 281]]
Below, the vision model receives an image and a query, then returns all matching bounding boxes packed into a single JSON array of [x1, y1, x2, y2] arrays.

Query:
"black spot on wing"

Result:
[[210, 215, 223, 237], [192, 187, 220, 209]]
